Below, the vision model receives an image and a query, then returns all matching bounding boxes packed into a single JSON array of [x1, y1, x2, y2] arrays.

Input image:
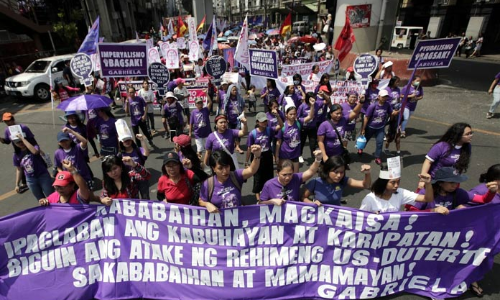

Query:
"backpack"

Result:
[[251, 127, 271, 140], [207, 172, 241, 203], [282, 120, 301, 133]]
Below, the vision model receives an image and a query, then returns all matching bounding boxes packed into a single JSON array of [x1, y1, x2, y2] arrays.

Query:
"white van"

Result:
[[293, 21, 309, 35], [5, 54, 75, 101], [391, 26, 423, 49]]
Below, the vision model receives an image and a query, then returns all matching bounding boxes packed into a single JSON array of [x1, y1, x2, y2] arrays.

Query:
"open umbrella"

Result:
[[197, 34, 206, 39], [57, 94, 113, 111], [224, 30, 233, 36], [217, 37, 228, 42], [266, 28, 279, 35], [287, 36, 301, 44], [249, 33, 257, 40], [228, 36, 239, 41], [300, 35, 317, 44], [218, 43, 231, 50]]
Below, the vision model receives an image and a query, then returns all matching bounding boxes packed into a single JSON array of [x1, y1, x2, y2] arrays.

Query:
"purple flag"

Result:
[[78, 17, 100, 55]]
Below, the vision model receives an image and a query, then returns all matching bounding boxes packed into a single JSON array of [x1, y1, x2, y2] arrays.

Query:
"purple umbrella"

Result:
[[57, 94, 113, 111]]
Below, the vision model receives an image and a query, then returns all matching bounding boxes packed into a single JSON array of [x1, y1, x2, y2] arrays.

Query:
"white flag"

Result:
[[210, 16, 218, 56], [168, 19, 175, 36], [234, 15, 250, 69], [187, 17, 197, 42]]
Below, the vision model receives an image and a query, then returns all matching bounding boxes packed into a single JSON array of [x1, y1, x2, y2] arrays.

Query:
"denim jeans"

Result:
[[489, 86, 500, 114], [26, 172, 54, 200], [365, 126, 386, 158], [401, 108, 415, 132]]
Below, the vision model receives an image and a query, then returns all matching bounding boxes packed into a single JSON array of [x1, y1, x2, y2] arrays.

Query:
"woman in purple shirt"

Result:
[[221, 84, 246, 154], [93, 108, 119, 156], [118, 134, 150, 199], [259, 150, 322, 205], [54, 129, 94, 190], [13, 133, 53, 200], [419, 122, 472, 189], [297, 92, 319, 161], [204, 114, 248, 168], [162, 91, 185, 139], [276, 99, 315, 174], [125, 87, 153, 146], [341, 91, 361, 144], [384, 76, 402, 155], [189, 97, 213, 156], [361, 89, 397, 165], [400, 75, 424, 138], [469, 164, 500, 204], [317, 101, 362, 163], [361, 80, 380, 129], [199, 146, 262, 213], [266, 100, 284, 162], [260, 79, 280, 112]]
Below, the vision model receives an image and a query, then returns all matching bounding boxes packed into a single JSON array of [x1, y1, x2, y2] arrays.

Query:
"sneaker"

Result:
[[151, 129, 157, 134], [486, 112, 493, 119], [375, 158, 382, 165], [299, 156, 304, 163], [17, 184, 29, 194], [384, 149, 391, 156], [401, 131, 406, 138], [396, 151, 401, 156]]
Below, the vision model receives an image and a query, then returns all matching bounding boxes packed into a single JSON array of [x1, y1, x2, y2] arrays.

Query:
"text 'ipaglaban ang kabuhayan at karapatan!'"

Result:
[[2, 200, 489, 297]]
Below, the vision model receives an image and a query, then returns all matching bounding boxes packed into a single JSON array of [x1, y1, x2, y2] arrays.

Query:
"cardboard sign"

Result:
[[408, 38, 461, 69]]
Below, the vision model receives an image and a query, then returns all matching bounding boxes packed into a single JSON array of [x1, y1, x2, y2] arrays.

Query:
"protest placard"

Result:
[[281, 60, 334, 77], [98, 43, 148, 77], [408, 38, 461, 69], [70, 53, 93, 86], [148, 63, 170, 96], [205, 56, 227, 81], [353, 54, 378, 79], [249, 49, 278, 79]]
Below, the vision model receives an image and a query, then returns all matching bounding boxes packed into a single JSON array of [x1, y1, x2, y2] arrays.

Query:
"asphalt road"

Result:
[[0, 58, 499, 299]]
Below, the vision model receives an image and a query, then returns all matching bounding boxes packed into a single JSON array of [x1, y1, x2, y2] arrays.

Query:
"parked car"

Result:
[[4, 54, 74, 101], [391, 26, 423, 50], [293, 21, 310, 35]]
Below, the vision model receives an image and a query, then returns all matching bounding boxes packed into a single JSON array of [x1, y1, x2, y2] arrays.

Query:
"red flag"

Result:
[[177, 16, 187, 37], [196, 15, 206, 32], [334, 14, 356, 61], [279, 13, 292, 36]]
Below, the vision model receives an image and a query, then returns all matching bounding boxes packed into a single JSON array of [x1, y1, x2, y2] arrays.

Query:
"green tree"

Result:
[[53, 9, 82, 49]]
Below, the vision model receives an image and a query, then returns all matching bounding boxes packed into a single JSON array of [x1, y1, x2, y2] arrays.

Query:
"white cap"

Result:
[[383, 61, 393, 68], [164, 91, 177, 100], [115, 119, 133, 142], [378, 89, 389, 97], [284, 103, 296, 112]]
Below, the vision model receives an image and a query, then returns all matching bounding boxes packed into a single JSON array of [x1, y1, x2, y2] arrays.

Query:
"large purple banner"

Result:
[[1, 201, 500, 300], [98, 43, 148, 77], [408, 38, 461, 69]]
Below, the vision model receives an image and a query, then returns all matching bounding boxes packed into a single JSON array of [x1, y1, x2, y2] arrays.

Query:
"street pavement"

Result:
[[0, 58, 500, 299]]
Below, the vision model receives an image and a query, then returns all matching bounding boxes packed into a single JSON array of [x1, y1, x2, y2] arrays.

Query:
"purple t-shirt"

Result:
[[93, 117, 118, 148], [297, 103, 316, 128], [247, 127, 274, 152], [425, 142, 470, 177], [205, 129, 240, 153], [190, 107, 212, 138], [54, 144, 92, 181], [362, 88, 379, 114], [317, 118, 347, 157], [401, 85, 423, 111], [129, 96, 146, 126], [315, 96, 329, 124], [495, 72, 500, 84], [277, 119, 303, 159], [365, 101, 392, 129], [226, 97, 242, 124], [262, 87, 281, 106], [199, 169, 245, 209], [267, 111, 285, 133], [3, 124, 35, 145], [293, 85, 306, 106], [118, 147, 147, 170], [260, 173, 304, 202], [341, 103, 357, 131], [218, 89, 227, 103], [413, 188, 470, 210], [163, 102, 184, 126], [387, 86, 401, 109], [13, 145, 47, 178], [63, 124, 87, 144], [469, 184, 500, 204]]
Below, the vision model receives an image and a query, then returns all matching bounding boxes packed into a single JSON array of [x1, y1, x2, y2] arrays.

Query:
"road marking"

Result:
[[0, 190, 17, 202], [412, 116, 500, 137]]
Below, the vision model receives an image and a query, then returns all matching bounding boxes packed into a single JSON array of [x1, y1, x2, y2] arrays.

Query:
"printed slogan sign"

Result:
[[249, 49, 278, 79], [98, 43, 148, 77], [353, 54, 378, 79], [408, 38, 461, 69], [1, 201, 500, 300], [70, 53, 94, 86]]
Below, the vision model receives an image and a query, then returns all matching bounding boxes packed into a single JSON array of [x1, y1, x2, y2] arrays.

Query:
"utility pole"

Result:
[[316, 0, 322, 35], [263, 0, 267, 29]]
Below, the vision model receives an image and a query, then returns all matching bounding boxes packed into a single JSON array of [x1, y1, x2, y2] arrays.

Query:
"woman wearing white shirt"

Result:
[[360, 168, 433, 213], [174, 78, 190, 123], [138, 80, 156, 134]]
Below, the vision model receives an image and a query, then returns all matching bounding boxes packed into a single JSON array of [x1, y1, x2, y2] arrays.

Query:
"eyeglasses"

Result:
[[281, 186, 288, 200], [463, 132, 474, 136]]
